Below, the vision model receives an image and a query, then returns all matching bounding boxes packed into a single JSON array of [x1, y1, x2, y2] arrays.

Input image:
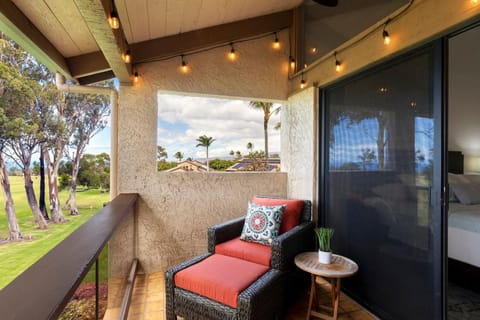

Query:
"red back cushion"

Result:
[[251, 196, 304, 234], [215, 237, 271, 266], [174, 254, 269, 308]]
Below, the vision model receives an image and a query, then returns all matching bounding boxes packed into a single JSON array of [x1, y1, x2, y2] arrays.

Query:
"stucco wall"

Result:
[[281, 87, 318, 220], [448, 26, 480, 160], [289, 0, 480, 93], [110, 31, 290, 276]]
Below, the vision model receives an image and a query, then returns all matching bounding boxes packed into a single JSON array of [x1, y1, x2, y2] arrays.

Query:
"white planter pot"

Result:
[[318, 250, 332, 264]]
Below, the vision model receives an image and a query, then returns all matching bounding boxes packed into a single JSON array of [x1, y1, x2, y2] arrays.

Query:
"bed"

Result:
[[448, 151, 480, 268]]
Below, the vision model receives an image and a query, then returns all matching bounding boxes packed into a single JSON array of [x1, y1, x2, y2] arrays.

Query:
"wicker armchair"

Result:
[[165, 197, 314, 320]]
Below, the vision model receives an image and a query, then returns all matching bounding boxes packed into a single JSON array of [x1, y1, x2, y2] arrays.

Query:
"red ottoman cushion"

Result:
[[174, 254, 269, 308], [252, 196, 304, 234], [215, 237, 271, 266]]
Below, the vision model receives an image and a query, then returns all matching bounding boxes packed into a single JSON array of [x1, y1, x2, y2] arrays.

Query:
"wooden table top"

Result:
[[294, 252, 358, 278]]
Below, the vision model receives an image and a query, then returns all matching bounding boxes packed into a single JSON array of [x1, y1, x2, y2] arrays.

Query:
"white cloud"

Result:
[[157, 93, 281, 160]]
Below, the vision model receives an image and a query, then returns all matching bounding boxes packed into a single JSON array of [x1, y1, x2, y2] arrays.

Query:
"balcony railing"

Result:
[[0, 193, 138, 320]]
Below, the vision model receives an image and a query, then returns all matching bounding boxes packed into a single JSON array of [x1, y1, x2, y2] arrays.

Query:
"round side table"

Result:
[[294, 252, 358, 320]]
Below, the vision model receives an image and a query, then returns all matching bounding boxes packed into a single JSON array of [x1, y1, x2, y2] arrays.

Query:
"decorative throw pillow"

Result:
[[240, 202, 285, 245]]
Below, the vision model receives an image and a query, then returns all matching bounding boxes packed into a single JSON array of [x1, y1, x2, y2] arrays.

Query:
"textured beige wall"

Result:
[[289, 0, 480, 93], [110, 31, 290, 276], [281, 0, 480, 223], [281, 87, 318, 216]]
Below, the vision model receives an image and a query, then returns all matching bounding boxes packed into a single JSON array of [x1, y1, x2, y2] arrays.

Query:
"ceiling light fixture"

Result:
[[272, 32, 280, 50]]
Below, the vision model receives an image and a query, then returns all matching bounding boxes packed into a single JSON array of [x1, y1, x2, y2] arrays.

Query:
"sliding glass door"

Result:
[[321, 42, 445, 319]]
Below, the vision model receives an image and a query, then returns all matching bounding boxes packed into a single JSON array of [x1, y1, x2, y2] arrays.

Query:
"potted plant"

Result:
[[315, 227, 334, 264]]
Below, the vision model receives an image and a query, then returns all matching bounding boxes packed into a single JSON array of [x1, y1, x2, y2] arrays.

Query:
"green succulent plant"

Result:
[[315, 227, 334, 252]]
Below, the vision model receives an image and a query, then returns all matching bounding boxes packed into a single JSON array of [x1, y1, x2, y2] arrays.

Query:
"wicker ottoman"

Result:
[[165, 253, 285, 320]]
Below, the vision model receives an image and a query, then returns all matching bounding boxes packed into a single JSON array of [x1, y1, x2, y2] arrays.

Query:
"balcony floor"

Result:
[[104, 272, 377, 320]]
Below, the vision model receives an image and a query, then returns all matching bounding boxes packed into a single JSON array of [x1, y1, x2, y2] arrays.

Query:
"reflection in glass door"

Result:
[[321, 43, 444, 320]]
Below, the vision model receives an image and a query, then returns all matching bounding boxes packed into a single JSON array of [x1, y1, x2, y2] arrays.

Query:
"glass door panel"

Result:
[[322, 44, 444, 320]]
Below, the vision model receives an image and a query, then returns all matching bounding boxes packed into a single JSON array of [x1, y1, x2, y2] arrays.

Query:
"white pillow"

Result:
[[450, 183, 480, 205]]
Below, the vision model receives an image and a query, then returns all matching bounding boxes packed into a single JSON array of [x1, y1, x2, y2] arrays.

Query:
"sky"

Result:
[[84, 93, 282, 161], [330, 116, 434, 169]]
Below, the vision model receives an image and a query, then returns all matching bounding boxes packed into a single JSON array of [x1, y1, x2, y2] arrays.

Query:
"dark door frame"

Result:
[[317, 40, 447, 319]]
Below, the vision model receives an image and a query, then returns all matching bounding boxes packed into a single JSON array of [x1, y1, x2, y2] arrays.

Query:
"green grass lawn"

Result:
[[0, 175, 110, 289]]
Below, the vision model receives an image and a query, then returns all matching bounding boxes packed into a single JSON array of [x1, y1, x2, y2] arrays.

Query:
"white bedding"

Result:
[[448, 202, 480, 267], [448, 202, 480, 233]]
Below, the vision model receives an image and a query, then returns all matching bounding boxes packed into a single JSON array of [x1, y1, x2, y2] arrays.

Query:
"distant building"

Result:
[[226, 158, 280, 172], [165, 160, 210, 172]]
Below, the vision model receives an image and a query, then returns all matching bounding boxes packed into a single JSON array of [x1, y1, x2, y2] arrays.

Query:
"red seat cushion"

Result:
[[174, 254, 269, 308], [215, 237, 271, 266], [252, 196, 304, 234]]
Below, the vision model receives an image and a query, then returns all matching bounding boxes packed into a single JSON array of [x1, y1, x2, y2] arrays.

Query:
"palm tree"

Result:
[[174, 151, 184, 162], [229, 150, 235, 159], [249, 101, 280, 160], [157, 145, 168, 162], [196, 135, 215, 171], [246, 142, 254, 153]]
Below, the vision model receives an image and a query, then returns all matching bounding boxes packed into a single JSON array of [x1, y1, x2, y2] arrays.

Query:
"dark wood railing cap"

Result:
[[0, 193, 138, 320]]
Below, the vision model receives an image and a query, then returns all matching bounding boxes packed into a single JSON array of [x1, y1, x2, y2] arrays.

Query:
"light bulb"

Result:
[[383, 30, 391, 45], [472, 0, 478, 4], [134, 72, 139, 83], [272, 33, 280, 50], [290, 58, 296, 70], [109, 10, 120, 29], [181, 61, 188, 73], [335, 61, 341, 72], [229, 48, 236, 61], [300, 79, 306, 89], [123, 50, 131, 63]]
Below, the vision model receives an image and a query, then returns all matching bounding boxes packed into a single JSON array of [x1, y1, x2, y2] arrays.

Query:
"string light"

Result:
[[123, 50, 131, 63], [300, 72, 306, 89], [108, 2, 120, 30], [180, 55, 189, 73], [289, 56, 296, 71], [228, 43, 237, 61], [334, 51, 341, 72], [382, 19, 391, 45], [272, 32, 280, 50]]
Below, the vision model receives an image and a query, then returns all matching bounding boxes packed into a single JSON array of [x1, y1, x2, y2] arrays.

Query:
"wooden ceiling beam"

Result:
[[66, 9, 293, 77], [73, 0, 132, 85], [77, 70, 115, 85], [66, 51, 110, 78], [131, 10, 294, 63], [0, 0, 72, 79]]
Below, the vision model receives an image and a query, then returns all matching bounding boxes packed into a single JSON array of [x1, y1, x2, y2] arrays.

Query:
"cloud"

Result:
[[157, 93, 281, 160]]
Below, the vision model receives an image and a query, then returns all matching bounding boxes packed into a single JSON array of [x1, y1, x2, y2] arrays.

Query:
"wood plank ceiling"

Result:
[[1, 0, 302, 85]]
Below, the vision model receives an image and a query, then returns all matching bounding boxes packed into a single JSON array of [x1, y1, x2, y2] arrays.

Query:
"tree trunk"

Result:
[[39, 150, 49, 220], [0, 154, 22, 240], [206, 147, 209, 172], [66, 161, 80, 215], [23, 167, 48, 229], [43, 147, 66, 223], [377, 116, 386, 170], [264, 116, 269, 162]]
